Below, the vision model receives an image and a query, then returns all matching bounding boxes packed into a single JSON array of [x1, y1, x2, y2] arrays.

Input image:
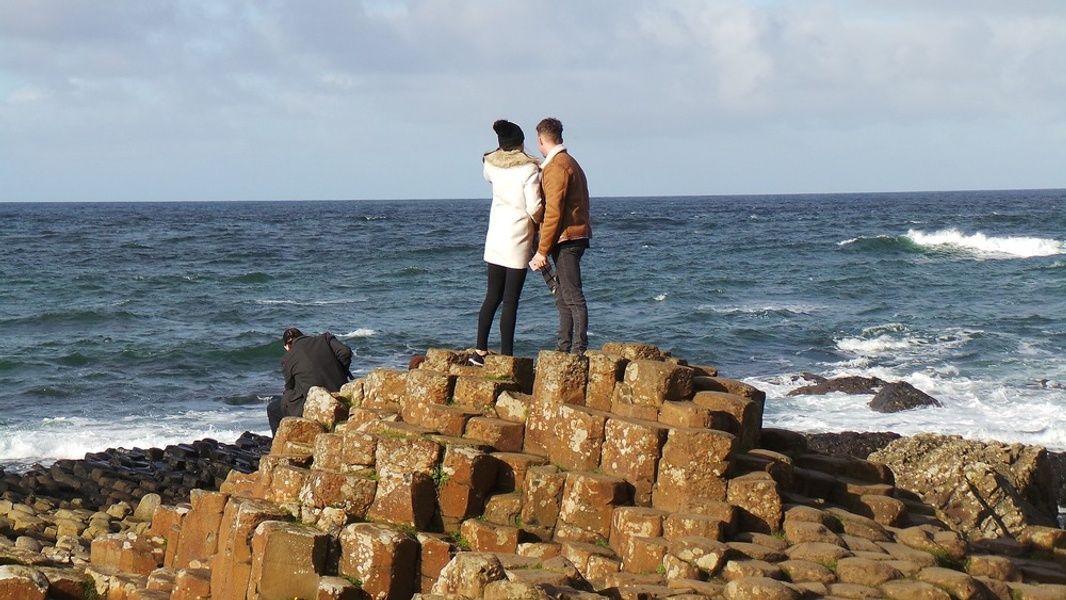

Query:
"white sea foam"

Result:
[[751, 368, 1066, 451], [906, 228, 1064, 258], [836, 335, 920, 355], [654, 294, 667, 302], [837, 235, 892, 247], [834, 326, 978, 364], [339, 328, 377, 339], [697, 303, 821, 316], [0, 408, 268, 464], [256, 298, 360, 306]]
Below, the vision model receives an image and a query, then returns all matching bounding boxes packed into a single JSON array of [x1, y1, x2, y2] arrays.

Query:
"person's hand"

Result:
[[529, 253, 548, 271]]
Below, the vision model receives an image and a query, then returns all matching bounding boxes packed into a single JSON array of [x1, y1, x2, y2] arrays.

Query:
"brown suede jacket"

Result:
[[537, 148, 592, 256]]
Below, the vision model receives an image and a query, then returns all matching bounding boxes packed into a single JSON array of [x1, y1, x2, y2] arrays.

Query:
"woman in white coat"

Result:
[[471, 120, 544, 365]]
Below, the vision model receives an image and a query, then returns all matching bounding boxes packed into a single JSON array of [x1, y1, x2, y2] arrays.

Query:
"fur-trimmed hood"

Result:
[[483, 149, 541, 169]]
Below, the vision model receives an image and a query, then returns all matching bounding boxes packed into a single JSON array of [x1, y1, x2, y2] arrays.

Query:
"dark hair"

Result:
[[536, 118, 564, 143], [282, 327, 303, 346]]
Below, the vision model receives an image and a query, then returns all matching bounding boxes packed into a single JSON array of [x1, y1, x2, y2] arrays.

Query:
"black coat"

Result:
[[280, 333, 353, 418]]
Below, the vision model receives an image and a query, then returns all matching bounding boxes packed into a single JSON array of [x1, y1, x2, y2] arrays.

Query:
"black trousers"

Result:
[[267, 397, 285, 436], [477, 262, 527, 356], [552, 241, 589, 354]]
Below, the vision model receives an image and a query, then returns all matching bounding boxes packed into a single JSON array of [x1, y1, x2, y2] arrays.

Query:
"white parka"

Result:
[[482, 149, 545, 269]]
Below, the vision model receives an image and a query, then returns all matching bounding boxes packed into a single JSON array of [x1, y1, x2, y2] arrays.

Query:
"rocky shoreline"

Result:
[[0, 433, 270, 576], [805, 431, 1066, 516], [0, 433, 270, 511], [0, 345, 1063, 599]]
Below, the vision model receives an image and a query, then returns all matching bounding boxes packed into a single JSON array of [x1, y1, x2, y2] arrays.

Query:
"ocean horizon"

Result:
[[1, 189, 1064, 465]]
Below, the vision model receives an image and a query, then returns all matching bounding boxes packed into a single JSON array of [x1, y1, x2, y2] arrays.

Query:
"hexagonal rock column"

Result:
[[600, 416, 668, 507], [526, 351, 589, 456], [520, 465, 568, 540], [0, 565, 49, 600], [622, 360, 694, 406], [585, 350, 628, 411], [693, 391, 761, 451], [401, 368, 456, 429], [727, 472, 784, 534], [652, 428, 735, 513], [210, 497, 292, 600], [171, 489, 229, 569], [600, 342, 668, 362], [556, 471, 633, 543], [303, 386, 349, 430], [436, 443, 499, 531], [246, 520, 329, 600], [367, 435, 441, 530], [339, 523, 419, 600], [313, 430, 377, 473], [363, 368, 407, 410], [610, 507, 666, 555], [151, 505, 189, 568], [483, 354, 535, 394], [430, 552, 507, 598], [90, 532, 164, 576], [548, 405, 610, 471], [270, 417, 324, 459], [416, 533, 456, 593]]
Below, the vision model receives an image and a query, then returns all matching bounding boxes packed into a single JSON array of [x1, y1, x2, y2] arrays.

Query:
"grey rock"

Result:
[[870, 433, 1059, 539], [787, 376, 886, 396], [868, 381, 942, 413]]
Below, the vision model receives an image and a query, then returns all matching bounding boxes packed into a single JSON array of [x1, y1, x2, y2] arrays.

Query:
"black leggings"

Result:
[[476, 263, 527, 356]]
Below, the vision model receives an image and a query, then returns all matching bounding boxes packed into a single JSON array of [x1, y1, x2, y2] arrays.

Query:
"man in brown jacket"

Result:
[[530, 118, 592, 355]]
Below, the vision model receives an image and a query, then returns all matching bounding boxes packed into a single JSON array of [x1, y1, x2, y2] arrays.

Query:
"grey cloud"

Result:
[[1, 0, 1064, 201]]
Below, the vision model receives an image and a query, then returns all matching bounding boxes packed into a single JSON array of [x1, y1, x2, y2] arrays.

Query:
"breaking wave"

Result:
[[840, 229, 1064, 259], [339, 328, 377, 339], [905, 229, 1063, 258]]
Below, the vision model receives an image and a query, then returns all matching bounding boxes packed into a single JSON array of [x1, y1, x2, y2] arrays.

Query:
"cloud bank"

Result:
[[2, 0, 1065, 201]]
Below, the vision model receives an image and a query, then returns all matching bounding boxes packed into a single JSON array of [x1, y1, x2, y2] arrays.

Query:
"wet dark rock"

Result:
[[787, 375, 886, 396], [868, 381, 942, 413], [0, 432, 270, 512], [804, 431, 902, 459], [1047, 451, 1066, 514], [788, 372, 828, 385]]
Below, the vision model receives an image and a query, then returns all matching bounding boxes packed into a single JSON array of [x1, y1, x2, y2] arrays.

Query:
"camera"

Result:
[[541, 264, 560, 295]]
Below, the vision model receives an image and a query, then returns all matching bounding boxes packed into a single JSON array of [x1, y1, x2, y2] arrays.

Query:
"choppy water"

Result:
[[1, 190, 1064, 463]]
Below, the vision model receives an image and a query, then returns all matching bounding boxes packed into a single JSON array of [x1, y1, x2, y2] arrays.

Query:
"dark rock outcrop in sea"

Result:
[[868, 381, 943, 412], [805, 431, 903, 459], [786, 375, 886, 396]]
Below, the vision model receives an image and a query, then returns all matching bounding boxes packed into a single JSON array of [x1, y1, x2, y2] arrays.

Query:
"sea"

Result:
[[1, 190, 1064, 467]]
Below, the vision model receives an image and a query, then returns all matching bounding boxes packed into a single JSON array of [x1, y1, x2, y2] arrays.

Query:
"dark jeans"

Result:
[[267, 397, 297, 436], [552, 241, 588, 354], [477, 263, 528, 356]]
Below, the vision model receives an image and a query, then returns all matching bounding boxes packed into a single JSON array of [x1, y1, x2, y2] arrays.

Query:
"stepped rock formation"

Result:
[[2, 342, 1065, 599], [870, 434, 1059, 540]]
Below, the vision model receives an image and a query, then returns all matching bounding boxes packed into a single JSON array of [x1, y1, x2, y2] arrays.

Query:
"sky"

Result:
[[1, 0, 1065, 202]]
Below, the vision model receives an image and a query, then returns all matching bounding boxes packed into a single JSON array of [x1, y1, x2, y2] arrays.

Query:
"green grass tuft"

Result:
[[430, 465, 450, 486], [449, 530, 472, 551], [931, 548, 965, 571], [82, 579, 100, 600]]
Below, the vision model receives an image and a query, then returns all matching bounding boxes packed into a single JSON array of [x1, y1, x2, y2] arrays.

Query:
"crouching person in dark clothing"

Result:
[[268, 327, 353, 435]]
